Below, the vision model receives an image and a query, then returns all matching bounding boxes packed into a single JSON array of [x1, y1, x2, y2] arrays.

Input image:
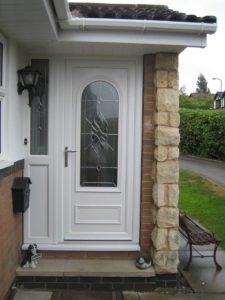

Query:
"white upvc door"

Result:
[[63, 59, 142, 246]]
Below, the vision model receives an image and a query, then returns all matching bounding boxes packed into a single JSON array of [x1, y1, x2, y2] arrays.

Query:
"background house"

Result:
[[0, 0, 216, 298], [214, 91, 225, 109]]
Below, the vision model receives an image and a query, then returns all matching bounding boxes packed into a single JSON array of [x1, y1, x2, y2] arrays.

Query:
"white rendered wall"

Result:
[[5, 38, 27, 163]]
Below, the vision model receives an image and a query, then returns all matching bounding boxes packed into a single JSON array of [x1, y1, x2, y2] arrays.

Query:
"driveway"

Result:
[[180, 155, 225, 188]]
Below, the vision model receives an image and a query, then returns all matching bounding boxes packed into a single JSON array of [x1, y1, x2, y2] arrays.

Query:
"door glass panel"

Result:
[[80, 81, 119, 187], [0, 42, 3, 86], [30, 59, 49, 155]]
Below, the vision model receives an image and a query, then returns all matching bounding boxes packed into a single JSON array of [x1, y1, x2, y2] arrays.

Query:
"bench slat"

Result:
[[179, 212, 218, 244]]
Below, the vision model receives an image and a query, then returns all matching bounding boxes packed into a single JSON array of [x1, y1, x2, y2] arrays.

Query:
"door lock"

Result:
[[64, 146, 77, 167]]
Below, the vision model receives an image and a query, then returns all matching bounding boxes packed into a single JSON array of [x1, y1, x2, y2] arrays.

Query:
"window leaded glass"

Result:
[[80, 81, 119, 187], [30, 59, 49, 155], [0, 42, 3, 86]]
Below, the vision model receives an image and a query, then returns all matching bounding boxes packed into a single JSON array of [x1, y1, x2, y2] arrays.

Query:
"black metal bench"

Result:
[[179, 211, 222, 271]]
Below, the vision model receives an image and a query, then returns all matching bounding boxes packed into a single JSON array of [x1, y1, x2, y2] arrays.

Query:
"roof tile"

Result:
[[69, 3, 217, 24]]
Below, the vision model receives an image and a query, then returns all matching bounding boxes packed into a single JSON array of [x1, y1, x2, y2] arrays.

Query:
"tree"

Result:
[[179, 85, 187, 96], [196, 73, 209, 93]]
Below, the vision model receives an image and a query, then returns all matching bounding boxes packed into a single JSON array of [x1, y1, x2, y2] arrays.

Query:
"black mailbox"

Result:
[[12, 177, 32, 213]]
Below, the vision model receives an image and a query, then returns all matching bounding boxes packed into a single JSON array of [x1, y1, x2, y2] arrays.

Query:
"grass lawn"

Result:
[[179, 170, 225, 249]]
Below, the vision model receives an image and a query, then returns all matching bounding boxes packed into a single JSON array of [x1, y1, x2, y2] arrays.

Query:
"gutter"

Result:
[[60, 17, 217, 35]]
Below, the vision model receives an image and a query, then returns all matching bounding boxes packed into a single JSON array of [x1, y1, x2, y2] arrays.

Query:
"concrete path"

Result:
[[123, 292, 225, 299], [180, 155, 225, 188]]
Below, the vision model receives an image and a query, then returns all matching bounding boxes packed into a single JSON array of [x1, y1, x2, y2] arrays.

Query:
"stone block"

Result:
[[169, 112, 180, 127], [156, 161, 179, 184], [154, 70, 168, 88], [151, 227, 168, 250], [152, 249, 179, 274], [152, 206, 157, 225], [168, 147, 179, 160], [155, 53, 178, 71], [152, 161, 157, 181], [154, 146, 168, 162], [155, 126, 180, 146], [156, 88, 179, 112], [168, 71, 179, 88], [153, 183, 179, 208], [154, 112, 169, 126], [157, 207, 179, 228], [151, 227, 179, 251], [152, 183, 165, 207], [168, 229, 179, 250], [168, 184, 179, 207]]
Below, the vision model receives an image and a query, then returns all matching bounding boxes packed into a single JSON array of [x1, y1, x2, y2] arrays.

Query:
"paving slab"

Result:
[[123, 292, 196, 300], [180, 252, 225, 293], [14, 289, 52, 300], [50, 290, 122, 300], [123, 292, 225, 300], [179, 236, 225, 293]]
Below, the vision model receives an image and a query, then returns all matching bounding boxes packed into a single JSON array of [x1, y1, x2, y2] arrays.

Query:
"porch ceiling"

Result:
[[0, 0, 57, 52]]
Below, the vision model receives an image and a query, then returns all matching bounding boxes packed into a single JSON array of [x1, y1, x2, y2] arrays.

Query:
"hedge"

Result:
[[180, 108, 225, 161], [180, 95, 213, 110]]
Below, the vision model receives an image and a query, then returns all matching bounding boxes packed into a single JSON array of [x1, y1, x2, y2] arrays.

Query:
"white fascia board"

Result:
[[61, 17, 217, 36], [43, 0, 59, 38], [52, 0, 70, 21], [58, 29, 207, 49]]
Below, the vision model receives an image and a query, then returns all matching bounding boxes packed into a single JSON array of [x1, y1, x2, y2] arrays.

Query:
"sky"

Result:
[[69, 0, 225, 94]]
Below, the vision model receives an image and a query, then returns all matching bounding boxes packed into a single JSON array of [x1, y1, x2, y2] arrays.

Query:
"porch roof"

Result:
[[0, 0, 217, 56]]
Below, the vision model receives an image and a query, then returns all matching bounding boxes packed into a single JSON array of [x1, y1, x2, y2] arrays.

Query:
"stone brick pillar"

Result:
[[151, 53, 180, 274]]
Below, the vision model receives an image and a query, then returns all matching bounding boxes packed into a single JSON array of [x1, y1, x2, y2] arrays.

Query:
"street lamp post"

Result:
[[212, 77, 223, 92]]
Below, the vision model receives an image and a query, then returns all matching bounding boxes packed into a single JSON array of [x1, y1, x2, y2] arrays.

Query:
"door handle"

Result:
[[64, 146, 77, 167]]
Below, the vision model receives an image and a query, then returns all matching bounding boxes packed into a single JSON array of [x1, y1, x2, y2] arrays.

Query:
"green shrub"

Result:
[[180, 109, 225, 161], [180, 95, 213, 110]]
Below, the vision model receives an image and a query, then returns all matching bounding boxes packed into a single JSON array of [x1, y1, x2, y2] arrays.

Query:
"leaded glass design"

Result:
[[0, 42, 3, 86], [30, 59, 49, 155], [80, 81, 119, 187]]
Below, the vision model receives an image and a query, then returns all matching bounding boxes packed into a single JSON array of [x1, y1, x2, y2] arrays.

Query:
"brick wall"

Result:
[[0, 162, 24, 300], [140, 55, 156, 254]]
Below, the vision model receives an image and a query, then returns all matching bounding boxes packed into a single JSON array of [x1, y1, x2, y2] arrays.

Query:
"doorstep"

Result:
[[16, 259, 179, 291], [16, 259, 155, 277]]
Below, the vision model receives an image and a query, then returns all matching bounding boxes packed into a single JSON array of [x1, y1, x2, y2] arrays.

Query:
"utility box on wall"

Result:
[[12, 177, 32, 213]]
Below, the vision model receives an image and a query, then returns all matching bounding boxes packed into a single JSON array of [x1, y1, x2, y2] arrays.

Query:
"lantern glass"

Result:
[[18, 66, 40, 89], [23, 72, 35, 86]]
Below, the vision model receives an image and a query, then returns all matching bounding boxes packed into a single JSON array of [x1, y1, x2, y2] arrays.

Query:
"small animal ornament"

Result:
[[135, 255, 152, 269], [21, 244, 42, 268]]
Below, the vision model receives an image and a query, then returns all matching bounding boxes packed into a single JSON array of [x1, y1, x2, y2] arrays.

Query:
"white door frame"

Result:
[[62, 58, 143, 250]]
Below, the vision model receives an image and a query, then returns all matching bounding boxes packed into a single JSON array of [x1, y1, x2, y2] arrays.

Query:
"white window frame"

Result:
[[0, 32, 9, 166]]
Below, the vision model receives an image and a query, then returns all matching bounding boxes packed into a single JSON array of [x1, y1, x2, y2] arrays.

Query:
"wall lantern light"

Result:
[[17, 66, 40, 106]]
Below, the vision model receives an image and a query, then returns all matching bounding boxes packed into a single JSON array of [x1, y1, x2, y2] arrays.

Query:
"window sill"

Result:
[[0, 160, 14, 170]]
